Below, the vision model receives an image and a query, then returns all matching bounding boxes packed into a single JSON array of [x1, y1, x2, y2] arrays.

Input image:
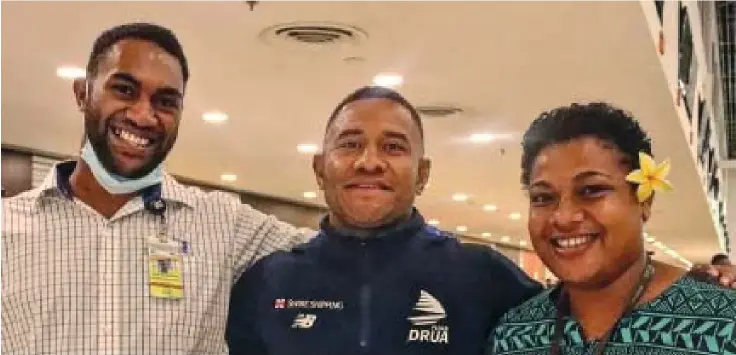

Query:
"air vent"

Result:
[[416, 105, 464, 118], [260, 22, 368, 48]]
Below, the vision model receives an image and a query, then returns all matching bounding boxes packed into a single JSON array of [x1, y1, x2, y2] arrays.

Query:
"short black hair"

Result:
[[326, 86, 424, 141], [712, 253, 730, 264], [521, 102, 652, 186], [86, 22, 189, 84]]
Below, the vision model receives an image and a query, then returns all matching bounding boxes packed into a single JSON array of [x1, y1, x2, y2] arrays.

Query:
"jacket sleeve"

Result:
[[463, 244, 543, 341], [226, 258, 270, 355]]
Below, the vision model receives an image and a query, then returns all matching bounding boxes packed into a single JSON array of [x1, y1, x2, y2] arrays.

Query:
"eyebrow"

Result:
[[573, 170, 612, 181], [110, 72, 183, 98], [529, 170, 612, 189], [335, 128, 363, 141], [383, 131, 410, 144]]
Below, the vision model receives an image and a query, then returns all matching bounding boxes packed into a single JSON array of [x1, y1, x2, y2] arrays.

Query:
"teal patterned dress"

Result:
[[488, 275, 736, 355]]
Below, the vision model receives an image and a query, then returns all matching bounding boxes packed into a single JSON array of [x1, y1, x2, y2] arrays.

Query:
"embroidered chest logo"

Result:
[[406, 290, 449, 344], [291, 313, 317, 329], [272, 298, 344, 310]]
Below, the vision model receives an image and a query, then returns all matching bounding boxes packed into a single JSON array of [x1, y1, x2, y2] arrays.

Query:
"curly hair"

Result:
[[521, 102, 652, 186]]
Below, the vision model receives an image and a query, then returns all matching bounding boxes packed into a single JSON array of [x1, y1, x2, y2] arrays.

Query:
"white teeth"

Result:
[[118, 129, 149, 147], [556, 235, 593, 249]]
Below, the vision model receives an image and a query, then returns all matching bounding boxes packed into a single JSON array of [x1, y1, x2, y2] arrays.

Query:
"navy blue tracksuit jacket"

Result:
[[227, 211, 542, 355]]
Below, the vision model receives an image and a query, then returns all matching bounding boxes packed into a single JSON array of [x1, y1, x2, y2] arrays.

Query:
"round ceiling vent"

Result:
[[416, 105, 464, 118], [260, 22, 368, 48]]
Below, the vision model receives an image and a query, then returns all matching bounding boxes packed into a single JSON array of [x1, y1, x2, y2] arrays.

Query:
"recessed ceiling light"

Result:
[[202, 111, 229, 123], [483, 204, 498, 212], [427, 219, 440, 226], [519, 240, 528, 247], [481, 232, 491, 238], [220, 173, 237, 182], [509, 213, 522, 220], [56, 66, 86, 79], [303, 191, 318, 199], [456, 226, 468, 232], [372, 73, 403, 88], [501, 236, 511, 243], [452, 193, 469, 202], [297, 143, 320, 154]]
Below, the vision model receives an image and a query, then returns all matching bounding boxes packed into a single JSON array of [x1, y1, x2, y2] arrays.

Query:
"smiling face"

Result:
[[75, 39, 184, 178], [526, 136, 652, 288], [313, 98, 430, 229]]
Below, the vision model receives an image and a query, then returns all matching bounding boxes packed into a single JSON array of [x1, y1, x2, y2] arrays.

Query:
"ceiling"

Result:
[[1, 1, 721, 264]]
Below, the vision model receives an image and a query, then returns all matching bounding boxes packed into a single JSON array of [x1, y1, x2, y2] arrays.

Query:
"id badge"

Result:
[[147, 236, 184, 299]]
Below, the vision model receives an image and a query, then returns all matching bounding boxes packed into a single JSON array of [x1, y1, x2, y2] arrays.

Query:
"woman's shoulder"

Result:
[[495, 287, 559, 325], [646, 274, 736, 319]]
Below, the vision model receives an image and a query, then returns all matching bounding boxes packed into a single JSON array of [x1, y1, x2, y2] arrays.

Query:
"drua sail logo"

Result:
[[406, 290, 449, 344]]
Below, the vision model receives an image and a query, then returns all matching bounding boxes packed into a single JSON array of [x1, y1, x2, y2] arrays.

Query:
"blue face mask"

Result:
[[80, 140, 163, 194]]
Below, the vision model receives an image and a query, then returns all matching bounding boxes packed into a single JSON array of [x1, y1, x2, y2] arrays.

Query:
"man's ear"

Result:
[[416, 157, 431, 196], [313, 153, 326, 191], [73, 78, 88, 112]]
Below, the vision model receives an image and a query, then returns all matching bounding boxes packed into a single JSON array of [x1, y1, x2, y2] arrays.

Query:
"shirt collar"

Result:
[[32, 160, 196, 210]]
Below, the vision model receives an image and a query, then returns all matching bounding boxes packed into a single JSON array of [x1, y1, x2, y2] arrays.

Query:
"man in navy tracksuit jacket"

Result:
[[226, 86, 542, 355], [227, 211, 541, 355]]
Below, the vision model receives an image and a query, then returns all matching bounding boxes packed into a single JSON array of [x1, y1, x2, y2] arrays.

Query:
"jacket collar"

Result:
[[319, 208, 427, 244]]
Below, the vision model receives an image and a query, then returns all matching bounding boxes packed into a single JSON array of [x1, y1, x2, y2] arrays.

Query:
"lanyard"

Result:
[[142, 185, 167, 239], [550, 257, 655, 355]]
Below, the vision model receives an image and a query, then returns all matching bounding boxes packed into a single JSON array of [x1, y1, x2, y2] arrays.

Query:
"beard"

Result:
[[83, 105, 175, 179]]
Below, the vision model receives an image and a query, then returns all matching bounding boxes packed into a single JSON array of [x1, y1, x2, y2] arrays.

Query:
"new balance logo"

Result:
[[407, 290, 449, 344], [291, 313, 317, 329]]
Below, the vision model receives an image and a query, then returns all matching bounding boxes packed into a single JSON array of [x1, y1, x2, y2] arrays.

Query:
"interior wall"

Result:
[[1, 146, 541, 276], [0, 147, 327, 229], [1, 148, 33, 197]]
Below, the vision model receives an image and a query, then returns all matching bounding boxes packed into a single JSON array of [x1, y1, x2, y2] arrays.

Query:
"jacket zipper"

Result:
[[359, 242, 371, 352]]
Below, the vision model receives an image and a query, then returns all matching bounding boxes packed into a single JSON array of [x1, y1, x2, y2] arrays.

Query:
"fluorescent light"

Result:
[[303, 191, 318, 199], [297, 144, 319, 154], [452, 193, 469, 202], [56, 66, 86, 79], [372, 73, 403, 88], [501, 236, 511, 243], [509, 213, 522, 220], [481, 232, 491, 238], [469, 133, 496, 143], [468, 132, 512, 143], [483, 204, 498, 212], [202, 111, 229, 123], [220, 173, 237, 182], [428, 219, 440, 226], [456, 226, 468, 232]]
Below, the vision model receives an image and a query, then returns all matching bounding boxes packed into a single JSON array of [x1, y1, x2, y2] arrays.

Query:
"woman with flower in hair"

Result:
[[488, 102, 736, 355]]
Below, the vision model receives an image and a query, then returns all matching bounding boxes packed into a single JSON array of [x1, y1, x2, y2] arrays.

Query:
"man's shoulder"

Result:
[[2, 187, 46, 216], [163, 177, 269, 221], [456, 242, 535, 280]]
